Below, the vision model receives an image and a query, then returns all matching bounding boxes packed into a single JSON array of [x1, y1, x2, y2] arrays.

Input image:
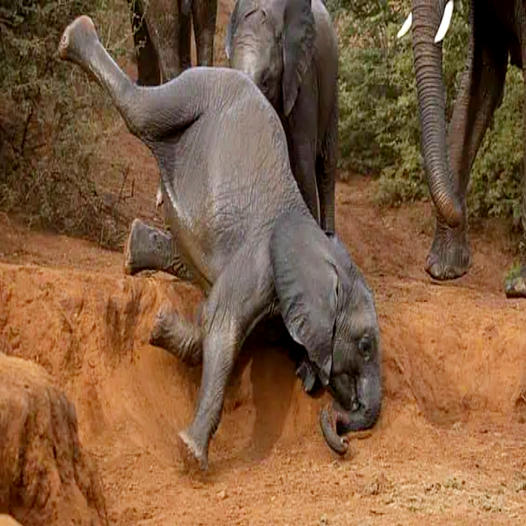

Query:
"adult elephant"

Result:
[[226, 0, 339, 233], [398, 0, 526, 296], [59, 16, 382, 469], [129, 0, 217, 85]]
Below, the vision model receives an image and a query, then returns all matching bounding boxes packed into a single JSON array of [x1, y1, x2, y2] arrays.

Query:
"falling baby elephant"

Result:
[[58, 16, 382, 470]]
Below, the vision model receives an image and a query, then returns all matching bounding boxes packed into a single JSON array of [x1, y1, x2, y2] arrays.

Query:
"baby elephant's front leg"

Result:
[[178, 316, 244, 470], [177, 250, 274, 471]]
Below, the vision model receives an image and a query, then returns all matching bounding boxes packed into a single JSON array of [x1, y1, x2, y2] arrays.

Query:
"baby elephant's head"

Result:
[[270, 213, 381, 455]]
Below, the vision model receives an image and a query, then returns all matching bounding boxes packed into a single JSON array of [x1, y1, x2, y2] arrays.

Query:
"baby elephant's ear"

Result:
[[270, 214, 339, 386]]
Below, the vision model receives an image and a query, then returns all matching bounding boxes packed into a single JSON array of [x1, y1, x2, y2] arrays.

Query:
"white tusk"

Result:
[[434, 0, 454, 43], [396, 12, 412, 39], [155, 185, 164, 208]]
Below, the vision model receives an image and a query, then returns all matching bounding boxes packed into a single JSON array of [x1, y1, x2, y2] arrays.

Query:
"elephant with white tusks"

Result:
[[58, 16, 382, 470], [398, 0, 526, 297]]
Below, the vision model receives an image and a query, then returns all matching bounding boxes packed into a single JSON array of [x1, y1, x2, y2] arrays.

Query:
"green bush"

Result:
[[334, 0, 523, 220], [0, 0, 132, 247]]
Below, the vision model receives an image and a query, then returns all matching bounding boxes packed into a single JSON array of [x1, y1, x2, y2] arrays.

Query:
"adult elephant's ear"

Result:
[[282, 0, 315, 116], [270, 213, 338, 386]]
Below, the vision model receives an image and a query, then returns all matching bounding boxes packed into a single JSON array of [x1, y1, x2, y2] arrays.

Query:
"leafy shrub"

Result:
[[333, 0, 524, 221], [0, 0, 132, 247]]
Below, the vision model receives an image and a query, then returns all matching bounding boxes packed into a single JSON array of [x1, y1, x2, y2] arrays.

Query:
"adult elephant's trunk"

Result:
[[320, 365, 381, 455], [411, 0, 463, 227]]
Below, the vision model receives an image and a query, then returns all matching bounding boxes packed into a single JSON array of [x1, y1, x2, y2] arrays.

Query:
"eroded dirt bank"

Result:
[[1, 178, 525, 524], [0, 353, 107, 524]]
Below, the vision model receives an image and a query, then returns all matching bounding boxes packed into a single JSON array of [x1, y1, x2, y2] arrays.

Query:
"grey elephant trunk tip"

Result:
[[58, 30, 70, 59], [433, 191, 464, 229], [319, 404, 349, 456]]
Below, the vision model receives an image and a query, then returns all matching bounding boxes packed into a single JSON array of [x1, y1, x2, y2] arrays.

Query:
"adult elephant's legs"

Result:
[[58, 17, 203, 141], [178, 250, 273, 469], [286, 98, 320, 225], [128, 0, 160, 85], [124, 218, 193, 280], [426, 13, 508, 280], [140, 0, 182, 81], [179, 7, 192, 71], [317, 100, 338, 234], [192, 0, 217, 66]]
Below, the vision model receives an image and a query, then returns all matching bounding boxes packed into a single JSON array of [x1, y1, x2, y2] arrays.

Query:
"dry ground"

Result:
[[1, 150, 525, 524]]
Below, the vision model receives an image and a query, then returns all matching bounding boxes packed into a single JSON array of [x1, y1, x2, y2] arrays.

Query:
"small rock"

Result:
[[516, 481, 526, 492], [0, 516, 23, 526], [217, 489, 227, 500]]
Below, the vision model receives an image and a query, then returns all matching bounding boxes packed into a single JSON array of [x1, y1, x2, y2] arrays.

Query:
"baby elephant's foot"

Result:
[[425, 220, 471, 280], [58, 16, 98, 63], [150, 305, 202, 365], [177, 429, 208, 471], [124, 218, 173, 275], [505, 266, 526, 298]]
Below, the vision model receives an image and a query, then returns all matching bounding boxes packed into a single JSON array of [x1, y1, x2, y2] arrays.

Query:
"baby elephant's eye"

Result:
[[359, 336, 372, 360]]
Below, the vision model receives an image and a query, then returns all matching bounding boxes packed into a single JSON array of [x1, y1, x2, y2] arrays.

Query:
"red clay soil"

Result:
[[1, 173, 526, 525], [0, 353, 106, 525]]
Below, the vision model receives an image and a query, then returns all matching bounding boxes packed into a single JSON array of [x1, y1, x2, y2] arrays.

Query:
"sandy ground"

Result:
[[1, 164, 526, 524], [1, 1, 526, 522]]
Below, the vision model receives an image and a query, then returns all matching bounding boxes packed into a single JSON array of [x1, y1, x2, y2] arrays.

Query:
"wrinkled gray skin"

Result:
[[410, 0, 526, 296], [59, 16, 381, 469], [130, 0, 217, 207], [129, 0, 217, 85], [226, 0, 338, 233]]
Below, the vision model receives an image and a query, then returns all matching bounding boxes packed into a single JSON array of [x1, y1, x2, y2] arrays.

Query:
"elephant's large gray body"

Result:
[[226, 0, 339, 233], [152, 72, 296, 289], [406, 0, 526, 294], [58, 16, 381, 470]]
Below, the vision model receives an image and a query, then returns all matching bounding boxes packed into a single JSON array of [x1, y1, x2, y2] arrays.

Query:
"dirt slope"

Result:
[[1, 175, 526, 524], [0, 353, 106, 525]]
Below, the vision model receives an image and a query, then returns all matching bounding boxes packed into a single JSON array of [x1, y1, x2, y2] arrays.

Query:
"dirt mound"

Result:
[[0, 353, 106, 525]]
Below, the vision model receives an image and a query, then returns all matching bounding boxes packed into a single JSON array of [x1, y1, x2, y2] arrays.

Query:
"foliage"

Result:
[[0, 0, 522, 245], [0, 0, 132, 247], [333, 0, 524, 221]]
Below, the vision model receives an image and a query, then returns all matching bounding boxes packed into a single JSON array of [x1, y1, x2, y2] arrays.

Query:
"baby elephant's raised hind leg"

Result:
[[58, 16, 203, 143], [150, 305, 203, 365]]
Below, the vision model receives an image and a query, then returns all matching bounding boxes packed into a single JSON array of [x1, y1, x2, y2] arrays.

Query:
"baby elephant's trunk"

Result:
[[320, 367, 382, 455]]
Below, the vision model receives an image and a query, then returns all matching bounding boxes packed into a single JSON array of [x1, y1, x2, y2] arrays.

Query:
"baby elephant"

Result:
[[58, 16, 382, 470]]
